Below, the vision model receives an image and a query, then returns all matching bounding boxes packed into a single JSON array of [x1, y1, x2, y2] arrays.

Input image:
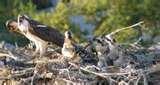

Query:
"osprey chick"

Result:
[[62, 31, 98, 65], [62, 31, 80, 62], [6, 15, 64, 57]]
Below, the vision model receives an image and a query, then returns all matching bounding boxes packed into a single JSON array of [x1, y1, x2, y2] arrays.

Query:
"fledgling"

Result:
[[103, 35, 119, 60], [93, 36, 113, 69], [62, 31, 80, 62], [62, 31, 98, 65], [103, 35, 133, 67]]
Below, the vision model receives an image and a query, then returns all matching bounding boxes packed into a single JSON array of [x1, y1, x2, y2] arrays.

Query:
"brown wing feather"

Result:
[[28, 19, 64, 47]]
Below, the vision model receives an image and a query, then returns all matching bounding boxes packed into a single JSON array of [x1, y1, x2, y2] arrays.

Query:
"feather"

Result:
[[6, 15, 64, 47]]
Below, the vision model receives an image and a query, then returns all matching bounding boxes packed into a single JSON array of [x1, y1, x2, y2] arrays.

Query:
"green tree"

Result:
[[69, 0, 160, 44], [0, 0, 160, 45]]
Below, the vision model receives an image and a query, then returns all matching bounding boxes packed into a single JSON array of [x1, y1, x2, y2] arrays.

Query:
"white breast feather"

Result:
[[62, 44, 75, 58]]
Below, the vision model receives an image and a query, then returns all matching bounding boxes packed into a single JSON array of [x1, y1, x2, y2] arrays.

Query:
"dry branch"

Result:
[[108, 21, 144, 36]]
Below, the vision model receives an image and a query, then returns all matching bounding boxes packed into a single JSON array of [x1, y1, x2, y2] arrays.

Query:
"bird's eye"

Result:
[[68, 31, 71, 35], [113, 38, 116, 42], [97, 40, 102, 43], [19, 19, 23, 23], [8, 26, 12, 30]]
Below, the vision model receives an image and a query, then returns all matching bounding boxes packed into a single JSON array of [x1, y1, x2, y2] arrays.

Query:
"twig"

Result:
[[135, 76, 141, 85], [0, 52, 18, 60], [31, 63, 38, 85], [27, 58, 63, 64], [100, 72, 129, 76], [68, 62, 108, 78], [108, 21, 144, 36], [109, 77, 118, 84], [61, 78, 76, 84], [0, 52, 25, 61], [0, 77, 11, 80], [142, 73, 148, 85], [0, 53, 10, 57], [59, 69, 71, 80], [69, 62, 130, 77], [118, 80, 128, 85]]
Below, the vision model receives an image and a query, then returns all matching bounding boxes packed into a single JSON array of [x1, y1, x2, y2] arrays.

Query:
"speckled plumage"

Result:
[[62, 31, 98, 65]]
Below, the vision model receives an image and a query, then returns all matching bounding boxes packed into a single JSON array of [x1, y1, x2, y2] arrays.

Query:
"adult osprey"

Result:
[[6, 15, 64, 57]]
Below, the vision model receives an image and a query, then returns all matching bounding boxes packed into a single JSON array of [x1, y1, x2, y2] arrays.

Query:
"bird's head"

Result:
[[64, 31, 72, 39], [104, 35, 116, 45], [93, 36, 106, 46], [17, 14, 31, 33], [6, 19, 20, 33]]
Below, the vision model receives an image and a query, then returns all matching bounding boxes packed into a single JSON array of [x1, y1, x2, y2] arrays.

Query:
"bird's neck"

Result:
[[64, 38, 72, 43], [64, 38, 75, 46]]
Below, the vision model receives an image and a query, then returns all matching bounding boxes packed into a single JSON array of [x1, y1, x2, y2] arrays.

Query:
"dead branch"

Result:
[[108, 21, 144, 36]]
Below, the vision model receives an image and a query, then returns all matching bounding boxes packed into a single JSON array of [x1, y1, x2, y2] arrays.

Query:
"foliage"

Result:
[[0, 0, 160, 45], [69, 0, 160, 44]]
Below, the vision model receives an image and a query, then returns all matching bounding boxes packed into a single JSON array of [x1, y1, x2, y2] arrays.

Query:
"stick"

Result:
[[31, 63, 38, 85], [27, 58, 63, 64], [69, 62, 130, 77], [135, 76, 141, 85], [68, 62, 108, 78], [0, 53, 10, 57], [118, 80, 128, 85], [0, 52, 18, 60], [100, 72, 129, 76], [142, 73, 148, 85], [0, 52, 24, 61], [108, 21, 144, 36]]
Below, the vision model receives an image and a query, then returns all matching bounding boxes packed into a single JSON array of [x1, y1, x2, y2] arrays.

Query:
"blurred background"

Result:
[[0, 0, 160, 46]]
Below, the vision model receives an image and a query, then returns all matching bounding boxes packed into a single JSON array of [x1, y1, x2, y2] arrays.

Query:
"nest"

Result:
[[0, 41, 160, 85]]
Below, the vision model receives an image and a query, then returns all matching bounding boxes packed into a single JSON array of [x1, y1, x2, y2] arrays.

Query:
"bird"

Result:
[[98, 35, 137, 67], [62, 31, 77, 59], [93, 36, 113, 69], [6, 15, 64, 57], [62, 31, 98, 65], [102, 35, 120, 61]]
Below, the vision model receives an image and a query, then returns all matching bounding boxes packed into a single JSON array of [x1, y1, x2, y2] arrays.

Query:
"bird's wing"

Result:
[[28, 19, 64, 47], [75, 45, 98, 65]]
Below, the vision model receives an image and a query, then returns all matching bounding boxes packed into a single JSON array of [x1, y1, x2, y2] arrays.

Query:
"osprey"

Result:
[[62, 31, 98, 65], [62, 31, 80, 63], [6, 15, 64, 57], [94, 35, 137, 67], [93, 35, 117, 67]]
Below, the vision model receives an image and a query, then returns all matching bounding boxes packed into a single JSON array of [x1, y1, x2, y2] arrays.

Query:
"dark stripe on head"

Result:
[[104, 36, 115, 45]]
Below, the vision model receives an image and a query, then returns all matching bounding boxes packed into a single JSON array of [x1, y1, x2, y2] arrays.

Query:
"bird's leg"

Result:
[[33, 43, 40, 57], [39, 42, 47, 58]]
